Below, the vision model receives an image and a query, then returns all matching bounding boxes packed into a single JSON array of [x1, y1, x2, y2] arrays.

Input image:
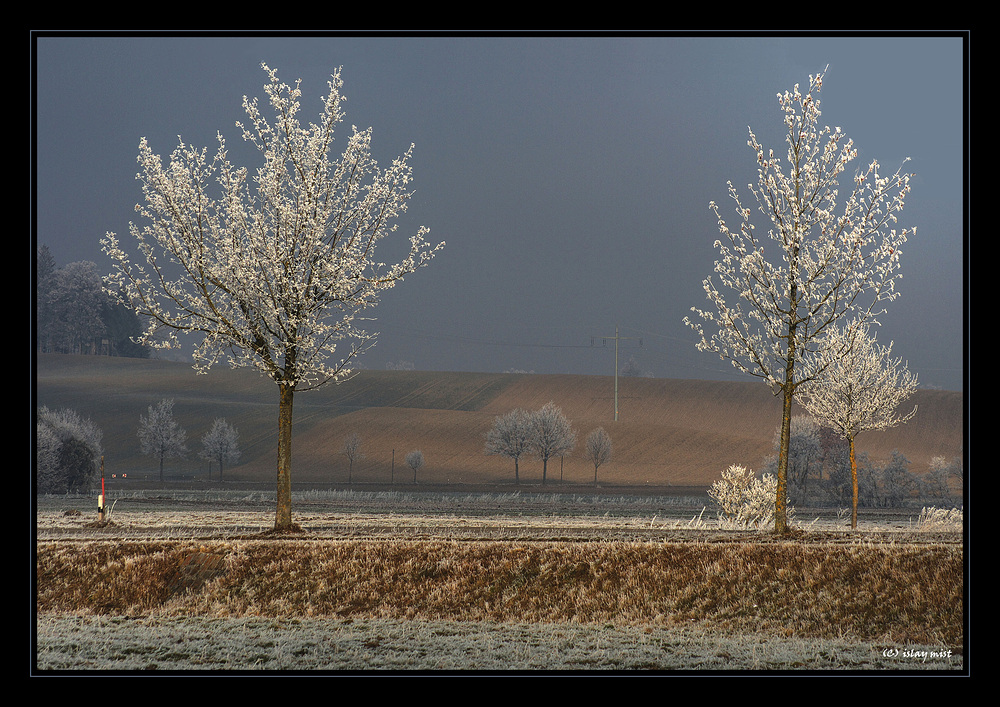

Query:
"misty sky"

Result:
[[32, 32, 968, 392]]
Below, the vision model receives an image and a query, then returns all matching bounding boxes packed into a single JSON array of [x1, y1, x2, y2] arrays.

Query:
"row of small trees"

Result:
[[484, 402, 612, 485], [138, 399, 241, 482], [35, 399, 241, 493], [760, 416, 963, 510]]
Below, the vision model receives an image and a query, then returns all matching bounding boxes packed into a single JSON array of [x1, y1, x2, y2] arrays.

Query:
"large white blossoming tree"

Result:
[[103, 64, 444, 530], [684, 68, 915, 534], [798, 323, 918, 529]]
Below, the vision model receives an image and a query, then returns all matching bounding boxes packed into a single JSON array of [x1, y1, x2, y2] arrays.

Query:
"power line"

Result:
[[592, 325, 642, 422]]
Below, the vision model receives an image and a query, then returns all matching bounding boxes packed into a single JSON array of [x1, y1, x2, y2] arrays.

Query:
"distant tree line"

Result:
[[764, 416, 964, 509], [35, 245, 150, 358], [35, 399, 241, 494]]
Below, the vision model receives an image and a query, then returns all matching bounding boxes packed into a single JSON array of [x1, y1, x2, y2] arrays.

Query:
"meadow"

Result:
[[34, 356, 966, 673], [34, 488, 964, 673]]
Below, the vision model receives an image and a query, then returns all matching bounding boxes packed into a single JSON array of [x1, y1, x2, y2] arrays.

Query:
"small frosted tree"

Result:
[[138, 399, 188, 482], [684, 68, 914, 533], [341, 432, 363, 483], [405, 450, 424, 483], [200, 418, 240, 479], [798, 323, 918, 528], [485, 408, 533, 484], [530, 402, 576, 485], [585, 427, 612, 485], [103, 63, 443, 530]]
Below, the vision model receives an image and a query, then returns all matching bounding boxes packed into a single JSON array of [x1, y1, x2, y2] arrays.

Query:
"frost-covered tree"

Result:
[[36, 406, 104, 494], [485, 408, 534, 484], [200, 418, 240, 479], [102, 64, 443, 530], [585, 427, 612, 485], [684, 68, 914, 533], [798, 324, 917, 528], [138, 399, 188, 482], [405, 450, 424, 483], [530, 402, 576, 485], [341, 432, 363, 483]]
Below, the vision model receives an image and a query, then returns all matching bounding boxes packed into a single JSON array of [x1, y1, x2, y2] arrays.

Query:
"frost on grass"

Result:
[[34, 616, 962, 672], [916, 506, 963, 532]]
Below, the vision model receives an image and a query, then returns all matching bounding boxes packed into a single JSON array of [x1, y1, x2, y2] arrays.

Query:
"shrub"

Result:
[[36, 406, 103, 494], [708, 464, 791, 530]]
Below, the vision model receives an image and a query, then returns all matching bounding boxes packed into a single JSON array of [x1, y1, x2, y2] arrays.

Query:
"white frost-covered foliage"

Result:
[[36, 407, 104, 494], [530, 402, 577, 485], [797, 323, 917, 528], [799, 323, 918, 440], [102, 62, 444, 530], [138, 399, 188, 480], [684, 68, 914, 533], [485, 408, 534, 484], [684, 69, 914, 390], [708, 464, 790, 530], [102, 63, 444, 391], [200, 418, 240, 478], [916, 506, 963, 532]]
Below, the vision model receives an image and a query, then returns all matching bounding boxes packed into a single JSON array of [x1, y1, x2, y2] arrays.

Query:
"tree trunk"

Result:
[[775, 385, 793, 535], [514, 459, 519, 485], [275, 382, 295, 530], [849, 435, 858, 530], [159, 454, 164, 483]]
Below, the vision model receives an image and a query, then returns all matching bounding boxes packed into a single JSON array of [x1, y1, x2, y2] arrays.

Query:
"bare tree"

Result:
[[798, 323, 918, 528], [103, 63, 443, 530], [138, 399, 188, 482], [200, 418, 240, 479], [485, 408, 533, 484], [341, 432, 363, 483], [405, 450, 424, 483], [530, 402, 576, 485], [585, 427, 612, 485], [684, 68, 914, 533]]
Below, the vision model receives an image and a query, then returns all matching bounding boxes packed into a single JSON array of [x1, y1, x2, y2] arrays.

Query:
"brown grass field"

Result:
[[34, 355, 967, 673]]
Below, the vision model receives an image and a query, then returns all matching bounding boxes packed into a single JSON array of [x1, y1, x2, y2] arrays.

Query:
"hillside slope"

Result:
[[34, 355, 965, 488]]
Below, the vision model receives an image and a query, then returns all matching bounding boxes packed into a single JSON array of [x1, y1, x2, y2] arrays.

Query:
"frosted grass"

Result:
[[34, 614, 961, 672]]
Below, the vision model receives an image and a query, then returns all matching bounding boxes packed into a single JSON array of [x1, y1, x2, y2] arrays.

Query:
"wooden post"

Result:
[[98, 456, 105, 523]]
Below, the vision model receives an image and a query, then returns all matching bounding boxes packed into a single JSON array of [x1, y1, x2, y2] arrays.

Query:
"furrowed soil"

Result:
[[33, 489, 966, 674]]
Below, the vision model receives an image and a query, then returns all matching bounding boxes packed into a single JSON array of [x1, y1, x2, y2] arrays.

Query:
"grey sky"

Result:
[[33, 32, 967, 391]]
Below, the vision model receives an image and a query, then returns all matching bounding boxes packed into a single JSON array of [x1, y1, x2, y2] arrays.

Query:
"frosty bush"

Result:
[[36, 406, 103, 494], [709, 464, 792, 530]]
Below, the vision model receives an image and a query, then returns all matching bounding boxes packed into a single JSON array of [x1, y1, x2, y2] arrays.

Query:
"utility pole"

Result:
[[593, 325, 642, 421]]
